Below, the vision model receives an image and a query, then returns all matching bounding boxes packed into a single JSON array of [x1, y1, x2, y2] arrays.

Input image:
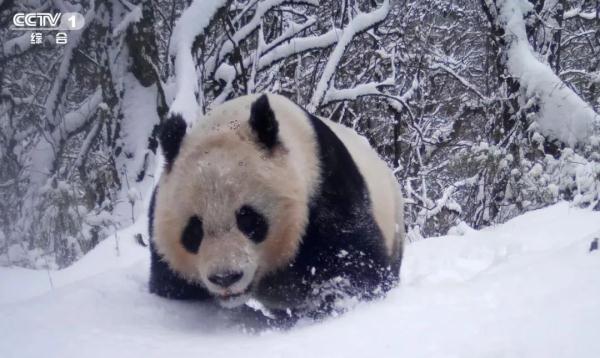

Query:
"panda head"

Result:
[[153, 94, 316, 308]]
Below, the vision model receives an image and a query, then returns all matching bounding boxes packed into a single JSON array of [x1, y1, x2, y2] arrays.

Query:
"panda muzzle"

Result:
[[208, 270, 244, 288]]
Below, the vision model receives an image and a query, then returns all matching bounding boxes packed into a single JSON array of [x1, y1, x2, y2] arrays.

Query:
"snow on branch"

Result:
[[308, 0, 390, 112], [258, 17, 317, 56], [58, 90, 103, 136], [430, 62, 489, 101], [499, 0, 599, 146], [322, 57, 402, 105], [1, 32, 35, 59], [564, 7, 598, 20], [242, 17, 317, 71], [30, 89, 103, 187], [209, 0, 318, 75], [425, 175, 479, 219], [112, 5, 142, 38], [44, 7, 96, 125], [169, 0, 228, 123], [387, 78, 419, 116], [256, 26, 340, 70], [323, 78, 395, 104]]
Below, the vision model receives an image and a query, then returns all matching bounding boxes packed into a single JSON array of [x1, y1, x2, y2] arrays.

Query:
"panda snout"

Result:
[[208, 270, 244, 288]]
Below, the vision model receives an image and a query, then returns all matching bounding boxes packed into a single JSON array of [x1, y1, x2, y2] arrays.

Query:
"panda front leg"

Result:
[[149, 242, 212, 300]]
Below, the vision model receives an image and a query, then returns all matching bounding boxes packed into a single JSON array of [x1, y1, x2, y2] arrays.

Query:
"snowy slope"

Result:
[[1, 202, 599, 358]]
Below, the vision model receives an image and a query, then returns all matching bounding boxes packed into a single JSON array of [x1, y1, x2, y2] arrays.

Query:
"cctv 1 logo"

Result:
[[12, 12, 85, 30]]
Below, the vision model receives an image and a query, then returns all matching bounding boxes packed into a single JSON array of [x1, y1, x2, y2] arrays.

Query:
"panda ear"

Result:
[[249, 94, 279, 150], [159, 114, 187, 170]]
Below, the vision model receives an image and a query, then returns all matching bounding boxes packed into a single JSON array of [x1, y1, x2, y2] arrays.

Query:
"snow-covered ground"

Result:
[[1, 202, 599, 358]]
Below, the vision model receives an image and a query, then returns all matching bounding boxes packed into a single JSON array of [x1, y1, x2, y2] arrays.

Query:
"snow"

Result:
[[323, 78, 394, 104], [564, 7, 599, 20], [212, 63, 237, 106], [308, 0, 390, 112], [2, 32, 34, 58], [44, 6, 97, 124], [114, 73, 161, 221], [430, 62, 488, 101], [29, 89, 102, 187], [498, 0, 600, 146], [214, 63, 236, 84], [112, 5, 142, 37], [212, 0, 288, 72], [1, 202, 599, 357], [169, 0, 228, 122], [256, 25, 341, 70]]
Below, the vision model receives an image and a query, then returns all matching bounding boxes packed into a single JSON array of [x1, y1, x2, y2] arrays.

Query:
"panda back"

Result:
[[319, 119, 401, 258]]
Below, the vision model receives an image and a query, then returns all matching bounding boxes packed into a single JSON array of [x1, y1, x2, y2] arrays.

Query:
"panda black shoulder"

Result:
[[304, 112, 365, 206]]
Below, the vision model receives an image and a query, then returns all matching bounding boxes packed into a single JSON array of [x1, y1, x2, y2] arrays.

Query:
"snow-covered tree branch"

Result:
[[496, 0, 599, 146]]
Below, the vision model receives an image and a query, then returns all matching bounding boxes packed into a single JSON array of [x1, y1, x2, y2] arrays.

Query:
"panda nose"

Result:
[[208, 271, 243, 288]]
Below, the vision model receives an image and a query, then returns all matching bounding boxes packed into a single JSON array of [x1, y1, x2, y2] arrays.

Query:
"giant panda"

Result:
[[149, 93, 404, 319]]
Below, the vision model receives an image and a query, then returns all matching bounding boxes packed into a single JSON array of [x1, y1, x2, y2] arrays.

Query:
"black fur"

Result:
[[249, 94, 279, 150], [148, 188, 211, 300], [181, 216, 204, 254], [255, 112, 395, 313], [236, 205, 269, 244], [159, 114, 187, 170]]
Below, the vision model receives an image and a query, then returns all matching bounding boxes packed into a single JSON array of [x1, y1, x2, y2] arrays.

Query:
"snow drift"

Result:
[[1, 202, 599, 358]]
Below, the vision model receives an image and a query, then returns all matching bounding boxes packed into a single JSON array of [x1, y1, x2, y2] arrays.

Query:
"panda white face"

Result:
[[153, 95, 317, 308], [155, 143, 278, 307]]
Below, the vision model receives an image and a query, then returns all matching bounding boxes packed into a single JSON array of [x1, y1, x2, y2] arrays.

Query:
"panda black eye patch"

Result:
[[236, 205, 268, 243], [181, 216, 203, 254]]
